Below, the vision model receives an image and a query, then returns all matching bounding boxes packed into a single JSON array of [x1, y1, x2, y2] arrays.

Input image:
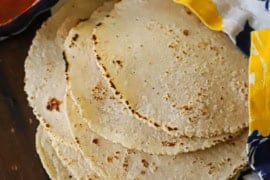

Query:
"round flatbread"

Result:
[[24, 0, 107, 178], [66, 93, 248, 180], [65, 10, 240, 155], [36, 125, 99, 180], [24, 0, 106, 144], [36, 125, 74, 180], [93, 0, 249, 138]]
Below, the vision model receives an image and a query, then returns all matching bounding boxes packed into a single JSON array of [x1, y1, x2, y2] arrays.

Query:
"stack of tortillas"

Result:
[[24, 0, 249, 179]]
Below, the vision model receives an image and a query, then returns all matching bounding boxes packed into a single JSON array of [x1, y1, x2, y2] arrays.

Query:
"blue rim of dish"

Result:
[[0, 0, 58, 40]]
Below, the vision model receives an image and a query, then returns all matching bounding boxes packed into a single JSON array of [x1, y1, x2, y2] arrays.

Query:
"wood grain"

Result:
[[0, 12, 50, 180]]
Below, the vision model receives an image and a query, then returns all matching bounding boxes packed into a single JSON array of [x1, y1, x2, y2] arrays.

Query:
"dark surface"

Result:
[[0, 12, 50, 180]]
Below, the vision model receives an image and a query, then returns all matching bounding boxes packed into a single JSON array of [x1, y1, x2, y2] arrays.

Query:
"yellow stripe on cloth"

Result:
[[174, 0, 223, 31], [249, 29, 270, 136]]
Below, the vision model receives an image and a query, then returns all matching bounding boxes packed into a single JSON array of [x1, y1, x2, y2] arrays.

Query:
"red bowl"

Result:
[[0, 0, 58, 39], [0, 0, 40, 26]]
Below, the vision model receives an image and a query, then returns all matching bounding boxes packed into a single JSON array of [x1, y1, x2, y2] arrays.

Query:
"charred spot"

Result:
[[115, 91, 120, 95], [123, 157, 129, 171], [69, 175, 72, 179], [75, 137, 80, 144], [166, 126, 178, 131], [96, 55, 101, 60], [141, 159, 149, 168], [134, 112, 147, 120], [161, 141, 176, 147], [92, 138, 99, 145], [141, 170, 146, 175], [106, 14, 110, 18], [91, 82, 107, 101], [109, 80, 116, 89], [113, 60, 123, 68], [105, 73, 110, 78], [186, 9, 192, 15], [69, 42, 75, 48], [154, 123, 160, 127], [96, 22, 102, 26], [92, 34, 97, 41], [180, 105, 193, 111], [45, 123, 50, 128], [125, 100, 129, 105], [62, 51, 69, 73], [72, 33, 79, 41], [183, 29, 189, 36], [127, 149, 135, 154], [46, 98, 62, 112], [107, 156, 113, 163], [76, 18, 89, 25]]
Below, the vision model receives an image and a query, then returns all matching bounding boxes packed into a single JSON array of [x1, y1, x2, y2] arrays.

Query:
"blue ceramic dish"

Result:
[[0, 0, 58, 40]]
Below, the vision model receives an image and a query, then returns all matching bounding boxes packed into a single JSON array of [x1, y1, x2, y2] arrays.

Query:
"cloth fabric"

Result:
[[174, 0, 270, 179]]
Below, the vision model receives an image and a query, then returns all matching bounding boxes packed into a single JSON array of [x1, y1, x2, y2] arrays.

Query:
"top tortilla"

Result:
[[65, 5, 240, 155], [93, 0, 249, 137]]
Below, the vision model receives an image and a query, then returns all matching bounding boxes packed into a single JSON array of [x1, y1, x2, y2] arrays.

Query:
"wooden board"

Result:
[[0, 12, 50, 180]]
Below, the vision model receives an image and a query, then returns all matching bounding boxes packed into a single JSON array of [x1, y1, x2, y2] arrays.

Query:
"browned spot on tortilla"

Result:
[[92, 34, 97, 41], [183, 29, 189, 36], [186, 9, 192, 15], [127, 149, 135, 154], [134, 112, 147, 121], [141, 170, 146, 175], [72, 33, 79, 41], [114, 155, 119, 160], [107, 156, 113, 163], [154, 123, 160, 127], [62, 51, 69, 73], [92, 138, 99, 145], [45, 124, 50, 128], [179, 105, 193, 111], [106, 14, 110, 17], [123, 157, 129, 171], [46, 98, 62, 112], [161, 141, 176, 147], [96, 22, 102, 26], [91, 82, 107, 102], [113, 60, 124, 68], [141, 159, 149, 168], [75, 137, 80, 144], [109, 80, 116, 89], [76, 18, 89, 25], [166, 126, 178, 131], [96, 55, 101, 60]]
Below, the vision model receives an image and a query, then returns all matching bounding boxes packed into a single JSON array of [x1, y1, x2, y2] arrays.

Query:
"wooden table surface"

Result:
[[0, 12, 50, 180]]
